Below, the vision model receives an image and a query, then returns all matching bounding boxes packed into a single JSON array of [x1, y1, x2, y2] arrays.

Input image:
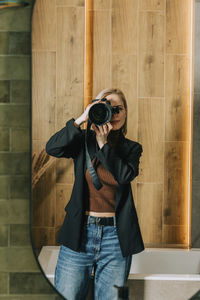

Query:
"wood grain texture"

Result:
[[138, 98, 164, 183], [137, 183, 163, 244], [166, 0, 191, 54], [56, 0, 84, 6], [165, 55, 190, 141], [112, 0, 138, 55], [112, 54, 138, 140], [94, 0, 111, 10], [163, 224, 188, 245], [56, 6, 84, 129], [92, 10, 111, 97], [32, 162, 56, 227], [32, 0, 56, 51], [164, 142, 189, 226], [32, 51, 56, 140], [138, 11, 164, 97], [165, 55, 190, 99], [165, 95, 190, 142], [56, 158, 74, 184], [139, 0, 165, 10], [32, 227, 55, 249]]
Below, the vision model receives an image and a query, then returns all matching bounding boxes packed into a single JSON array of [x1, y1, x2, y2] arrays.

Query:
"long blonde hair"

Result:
[[95, 88, 128, 135]]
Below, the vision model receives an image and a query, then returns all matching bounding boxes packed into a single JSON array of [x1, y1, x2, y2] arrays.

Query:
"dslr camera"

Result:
[[88, 98, 120, 126]]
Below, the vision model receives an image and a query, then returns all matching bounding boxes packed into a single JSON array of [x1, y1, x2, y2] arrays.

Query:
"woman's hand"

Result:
[[91, 122, 113, 149], [74, 100, 101, 127]]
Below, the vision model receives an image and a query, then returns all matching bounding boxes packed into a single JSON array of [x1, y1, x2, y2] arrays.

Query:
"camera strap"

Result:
[[85, 120, 103, 190]]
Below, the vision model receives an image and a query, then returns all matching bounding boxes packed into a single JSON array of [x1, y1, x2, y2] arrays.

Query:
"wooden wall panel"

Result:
[[163, 225, 188, 246], [32, 227, 55, 249], [166, 0, 191, 54], [138, 98, 164, 183], [56, 6, 84, 129], [94, 0, 111, 10], [137, 183, 163, 244], [165, 55, 190, 141], [112, 0, 138, 55], [56, 159, 74, 184], [32, 52, 56, 140], [112, 55, 138, 140], [164, 142, 189, 226], [93, 10, 111, 96], [139, 0, 165, 10], [32, 164, 56, 227], [138, 11, 164, 97], [32, 0, 56, 51], [56, 0, 84, 6]]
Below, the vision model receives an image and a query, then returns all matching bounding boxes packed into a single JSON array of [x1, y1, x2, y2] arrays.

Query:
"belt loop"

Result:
[[113, 216, 116, 227]]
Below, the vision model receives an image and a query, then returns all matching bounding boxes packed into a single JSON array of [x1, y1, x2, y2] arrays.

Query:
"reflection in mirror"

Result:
[[31, 0, 194, 299]]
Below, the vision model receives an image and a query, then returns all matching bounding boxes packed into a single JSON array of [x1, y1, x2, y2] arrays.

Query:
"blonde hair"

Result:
[[95, 88, 128, 135]]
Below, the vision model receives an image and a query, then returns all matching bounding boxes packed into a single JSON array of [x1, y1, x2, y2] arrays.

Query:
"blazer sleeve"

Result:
[[45, 118, 84, 159], [95, 141, 143, 185]]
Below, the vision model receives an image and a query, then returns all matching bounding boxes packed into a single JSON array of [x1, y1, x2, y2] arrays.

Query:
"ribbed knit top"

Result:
[[85, 157, 118, 212]]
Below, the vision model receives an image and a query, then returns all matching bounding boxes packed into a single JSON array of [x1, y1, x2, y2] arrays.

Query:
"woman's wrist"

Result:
[[97, 139, 107, 149], [74, 116, 85, 127]]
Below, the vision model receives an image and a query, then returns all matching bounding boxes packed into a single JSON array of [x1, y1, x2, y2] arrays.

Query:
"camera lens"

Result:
[[89, 103, 112, 126]]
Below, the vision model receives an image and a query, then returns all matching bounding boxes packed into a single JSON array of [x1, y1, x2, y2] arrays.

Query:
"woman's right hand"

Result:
[[75, 100, 101, 127]]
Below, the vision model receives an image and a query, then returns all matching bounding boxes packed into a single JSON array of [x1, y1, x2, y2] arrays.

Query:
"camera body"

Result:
[[88, 98, 120, 126]]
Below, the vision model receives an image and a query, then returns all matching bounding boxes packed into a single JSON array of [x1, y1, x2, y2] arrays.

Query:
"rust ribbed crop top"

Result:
[[85, 157, 118, 212]]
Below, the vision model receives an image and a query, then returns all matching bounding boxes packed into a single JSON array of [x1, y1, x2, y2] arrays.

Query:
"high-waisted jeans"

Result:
[[54, 217, 132, 300]]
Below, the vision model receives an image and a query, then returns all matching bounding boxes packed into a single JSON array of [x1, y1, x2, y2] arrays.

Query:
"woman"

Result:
[[45, 88, 144, 300]]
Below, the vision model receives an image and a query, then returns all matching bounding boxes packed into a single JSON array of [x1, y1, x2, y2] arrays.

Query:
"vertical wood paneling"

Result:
[[112, 55, 138, 140], [137, 183, 163, 244], [32, 52, 56, 140], [139, 0, 165, 10], [56, 159, 74, 184], [32, 0, 56, 51], [112, 0, 138, 55], [138, 11, 164, 97], [32, 228, 55, 249], [56, 6, 85, 129], [164, 142, 189, 227], [163, 225, 188, 246], [32, 163, 56, 227], [94, 0, 111, 10], [93, 10, 111, 96], [165, 55, 190, 141], [56, 0, 84, 6], [166, 0, 191, 54], [138, 98, 164, 183]]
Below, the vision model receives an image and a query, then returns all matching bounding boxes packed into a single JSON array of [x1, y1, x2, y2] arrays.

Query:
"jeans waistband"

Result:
[[84, 215, 116, 226]]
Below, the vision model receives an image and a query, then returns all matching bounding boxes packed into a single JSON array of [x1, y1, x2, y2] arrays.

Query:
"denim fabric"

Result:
[[54, 221, 132, 300]]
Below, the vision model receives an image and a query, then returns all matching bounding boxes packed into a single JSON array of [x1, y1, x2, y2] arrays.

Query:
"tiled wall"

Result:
[[192, 0, 200, 248], [0, 1, 63, 298]]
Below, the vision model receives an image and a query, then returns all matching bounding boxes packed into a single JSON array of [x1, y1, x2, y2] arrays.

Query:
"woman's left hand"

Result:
[[91, 122, 113, 149]]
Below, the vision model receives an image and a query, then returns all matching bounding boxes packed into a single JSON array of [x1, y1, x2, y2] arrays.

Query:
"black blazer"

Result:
[[45, 118, 145, 257]]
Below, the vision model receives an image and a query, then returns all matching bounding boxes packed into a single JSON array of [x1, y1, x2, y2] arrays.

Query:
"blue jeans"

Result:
[[54, 219, 132, 300]]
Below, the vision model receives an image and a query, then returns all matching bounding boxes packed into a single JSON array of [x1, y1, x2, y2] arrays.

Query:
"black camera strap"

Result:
[[85, 120, 103, 190]]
